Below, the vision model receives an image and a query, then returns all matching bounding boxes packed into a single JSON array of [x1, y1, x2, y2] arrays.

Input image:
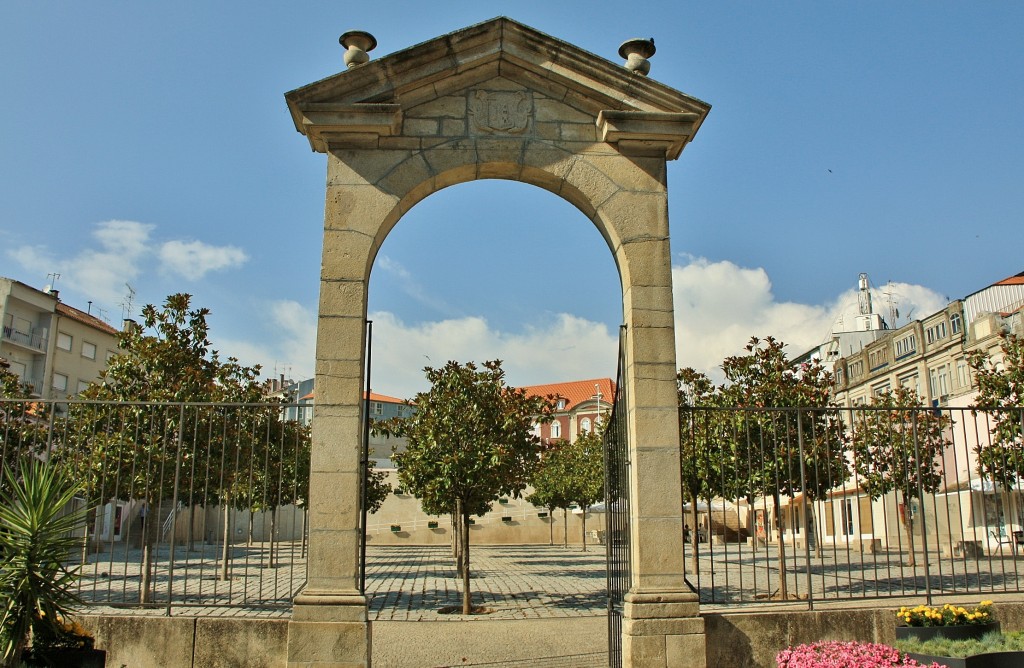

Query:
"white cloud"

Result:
[[672, 258, 947, 383], [216, 258, 949, 399], [367, 312, 617, 400], [7, 220, 154, 304], [159, 240, 248, 280], [5, 219, 250, 312]]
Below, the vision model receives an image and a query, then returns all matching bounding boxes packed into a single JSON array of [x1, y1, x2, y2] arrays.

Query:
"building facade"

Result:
[[1, 277, 120, 399]]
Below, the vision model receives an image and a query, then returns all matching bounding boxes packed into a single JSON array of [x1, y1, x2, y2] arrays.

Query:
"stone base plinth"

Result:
[[287, 593, 369, 667], [623, 591, 705, 668]]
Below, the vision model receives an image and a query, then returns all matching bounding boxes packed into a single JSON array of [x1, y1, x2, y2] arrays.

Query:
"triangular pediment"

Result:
[[286, 17, 710, 156]]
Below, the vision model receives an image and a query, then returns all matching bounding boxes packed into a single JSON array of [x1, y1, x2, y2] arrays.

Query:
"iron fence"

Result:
[[680, 404, 1024, 610], [0, 399, 311, 614], [603, 326, 630, 668]]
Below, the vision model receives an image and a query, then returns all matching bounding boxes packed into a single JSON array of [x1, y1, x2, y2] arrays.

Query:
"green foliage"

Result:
[[968, 333, 1024, 487], [529, 430, 604, 515], [718, 337, 849, 504], [0, 460, 88, 666], [385, 360, 553, 613], [364, 459, 391, 515], [894, 631, 1023, 659], [387, 360, 553, 519], [852, 386, 952, 502], [679, 337, 849, 596]]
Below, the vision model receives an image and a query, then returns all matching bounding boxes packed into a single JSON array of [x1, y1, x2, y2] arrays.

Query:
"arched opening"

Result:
[[362, 180, 621, 653]]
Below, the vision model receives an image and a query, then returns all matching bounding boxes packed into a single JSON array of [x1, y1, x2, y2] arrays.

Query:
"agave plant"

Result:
[[0, 459, 88, 667]]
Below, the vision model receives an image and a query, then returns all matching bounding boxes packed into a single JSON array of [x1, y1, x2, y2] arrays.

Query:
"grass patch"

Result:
[[894, 631, 1024, 658]]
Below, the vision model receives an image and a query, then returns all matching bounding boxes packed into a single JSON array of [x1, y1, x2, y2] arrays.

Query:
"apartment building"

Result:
[[1, 277, 120, 399]]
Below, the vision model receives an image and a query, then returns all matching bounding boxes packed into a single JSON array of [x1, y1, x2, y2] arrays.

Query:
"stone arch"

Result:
[[284, 17, 711, 668]]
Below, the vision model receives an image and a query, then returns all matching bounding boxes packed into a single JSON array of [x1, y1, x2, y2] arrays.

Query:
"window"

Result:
[[894, 334, 917, 359], [52, 373, 68, 392], [926, 322, 947, 344], [82, 341, 96, 360], [372, 401, 383, 415], [950, 313, 962, 334], [77, 380, 90, 394], [848, 360, 864, 379], [868, 348, 889, 371], [929, 365, 950, 403], [957, 359, 970, 389], [834, 368, 844, 386], [106, 350, 116, 363], [841, 499, 855, 536], [871, 382, 891, 397], [898, 373, 920, 396], [580, 417, 592, 434], [56, 332, 72, 351], [550, 420, 562, 439], [556, 399, 566, 410]]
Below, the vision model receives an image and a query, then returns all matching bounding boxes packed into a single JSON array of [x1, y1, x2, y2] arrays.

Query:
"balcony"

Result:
[[1, 325, 47, 353]]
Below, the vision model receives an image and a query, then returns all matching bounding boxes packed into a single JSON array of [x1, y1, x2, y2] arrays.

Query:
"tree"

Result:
[[386, 360, 553, 615], [526, 450, 571, 546], [677, 367, 742, 574], [851, 386, 951, 566], [0, 358, 52, 489], [969, 332, 1024, 487], [60, 294, 310, 601], [718, 337, 849, 599], [560, 430, 605, 551]]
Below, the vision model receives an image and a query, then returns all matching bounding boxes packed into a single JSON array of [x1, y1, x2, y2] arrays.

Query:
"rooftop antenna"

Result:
[[857, 273, 873, 316], [44, 272, 61, 293], [883, 281, 900, 327], [120, 283, 137, 321]]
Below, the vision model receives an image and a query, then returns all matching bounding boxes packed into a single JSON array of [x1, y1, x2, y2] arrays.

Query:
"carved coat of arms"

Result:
[[469, 90, 532, 135]]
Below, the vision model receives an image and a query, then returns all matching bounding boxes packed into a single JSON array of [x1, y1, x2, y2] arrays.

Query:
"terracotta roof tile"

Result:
[[296, 390, 406, 403], [520, 378, 615, 411], [56, 303, 119, 336], [995, 271, 1024, 286]]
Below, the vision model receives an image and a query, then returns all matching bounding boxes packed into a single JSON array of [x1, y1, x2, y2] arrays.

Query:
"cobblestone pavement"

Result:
[[78, 542, 608, 620], [365, 544, 607, 621]]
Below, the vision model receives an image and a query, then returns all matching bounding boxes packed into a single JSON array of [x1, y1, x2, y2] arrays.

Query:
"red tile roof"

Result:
[[995, 271, 1024, 286], [56, 303, 119, 336], [520, 378, 615, 411]]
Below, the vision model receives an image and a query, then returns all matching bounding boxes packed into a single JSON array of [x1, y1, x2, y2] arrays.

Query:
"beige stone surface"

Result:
[[82, 616, 196, 668], [194, 618, 289, 668], [285, 15, 710, 668]]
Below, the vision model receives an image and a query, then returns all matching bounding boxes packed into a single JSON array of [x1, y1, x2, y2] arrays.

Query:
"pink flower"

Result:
[[777, 641, 943, 668]]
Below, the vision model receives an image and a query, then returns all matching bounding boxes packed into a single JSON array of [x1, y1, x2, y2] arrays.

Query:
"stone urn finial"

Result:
[[619, 37, 656, 76], [340, 30, 377, 68]]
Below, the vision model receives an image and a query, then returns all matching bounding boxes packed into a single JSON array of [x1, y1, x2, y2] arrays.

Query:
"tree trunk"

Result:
[[548, 506, 554, 545], [186, 505, 196, 551], [453, 504, 464, 579], [267, 507, 277, 569], [461, 505, 472, 615], [247, 512, 255, 547], [219, 501, 231, 581], [563, 508, 568, 548], [140, 500, 159, 604], [690, 500, 700, 576], [581, 505, 587, 552], [773, 494, 788, 600], [902, 494, 917, 567]]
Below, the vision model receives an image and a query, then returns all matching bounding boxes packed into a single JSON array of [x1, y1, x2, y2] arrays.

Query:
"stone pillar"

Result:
[[610, 173, 705, 668]]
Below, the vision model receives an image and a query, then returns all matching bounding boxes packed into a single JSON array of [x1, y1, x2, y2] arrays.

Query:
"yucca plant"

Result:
[[0, 459, 88, 667]]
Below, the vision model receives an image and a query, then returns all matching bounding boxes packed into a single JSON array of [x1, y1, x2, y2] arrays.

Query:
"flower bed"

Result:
[[777, 641, 944, 667]]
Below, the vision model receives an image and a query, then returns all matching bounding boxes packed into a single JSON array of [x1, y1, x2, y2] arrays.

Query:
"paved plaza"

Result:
[[365, 544, 607, 621]]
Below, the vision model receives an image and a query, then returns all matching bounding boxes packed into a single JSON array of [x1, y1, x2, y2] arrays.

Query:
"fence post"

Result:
[[797, 410, 813, 610]]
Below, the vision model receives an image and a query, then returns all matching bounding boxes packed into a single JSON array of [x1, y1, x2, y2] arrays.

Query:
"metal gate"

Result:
[[603, 325, 631, 668]]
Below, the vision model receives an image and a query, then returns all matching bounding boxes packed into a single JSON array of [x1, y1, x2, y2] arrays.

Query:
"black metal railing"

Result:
[[603, 325, 631, 668], [0, 398, 310, 614], [680, 404, 1024, 610]]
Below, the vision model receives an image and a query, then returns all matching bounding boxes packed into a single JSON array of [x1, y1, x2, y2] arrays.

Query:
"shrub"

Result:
[[776, 641, 943, 667]]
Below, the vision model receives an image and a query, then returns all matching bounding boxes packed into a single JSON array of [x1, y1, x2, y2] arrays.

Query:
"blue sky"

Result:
[[2, 3, 1022, 398]]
